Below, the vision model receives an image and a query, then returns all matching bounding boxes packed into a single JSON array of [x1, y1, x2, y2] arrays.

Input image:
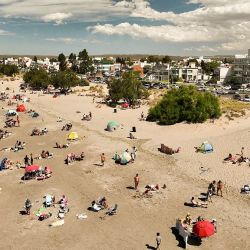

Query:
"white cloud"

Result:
[[41, 13, 72, 25], [0, 29, 14, 35], [45, 37, 75, 44], [91, 0, 250, 53], [0, 0, 131, 23]]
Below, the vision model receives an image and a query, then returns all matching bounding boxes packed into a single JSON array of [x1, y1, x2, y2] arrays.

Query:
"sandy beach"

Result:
[[0, 79, 250, 250]]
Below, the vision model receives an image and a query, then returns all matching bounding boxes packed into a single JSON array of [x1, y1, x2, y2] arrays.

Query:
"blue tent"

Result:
[[199, 142, 213, 153]]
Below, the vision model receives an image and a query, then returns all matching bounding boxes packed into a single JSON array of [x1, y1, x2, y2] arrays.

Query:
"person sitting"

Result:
[[41, 150, 47, 158], [129, 132, 136, 139], [190, 197, 207, 208], [96, 197, 108, 209], [75, 152, 84, 160], [31, 128, 41, 136], [44, 166, 52, 178], [58, 195, 68, 206], [185, 213, 192, 225], [42, 128, 48, 134], [55, 142, 62, 148]]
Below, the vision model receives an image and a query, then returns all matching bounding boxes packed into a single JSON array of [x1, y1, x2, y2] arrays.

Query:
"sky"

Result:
[[0, 0, 249, 56]]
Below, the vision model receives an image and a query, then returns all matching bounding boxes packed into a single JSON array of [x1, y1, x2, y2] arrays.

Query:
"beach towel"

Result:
[[49, 219, 64, 227]]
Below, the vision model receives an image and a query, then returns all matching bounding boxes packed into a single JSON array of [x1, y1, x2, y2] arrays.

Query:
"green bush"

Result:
[[147, 86, 221, 125]]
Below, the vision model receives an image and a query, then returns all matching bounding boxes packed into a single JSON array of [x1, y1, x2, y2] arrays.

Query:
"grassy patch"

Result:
[[220, 97, 250, 120]]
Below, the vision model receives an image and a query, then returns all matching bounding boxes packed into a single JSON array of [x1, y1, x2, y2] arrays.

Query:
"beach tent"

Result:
[[107, 121, 119, 132], [68, 132, 79, 140], [25, 165, 41, 173], [120, 152, 131, 165], [16, 104, 26, 112], [199, 141, 213, 153], [6, 109, 18, 116], [193, 221, 215, 238]]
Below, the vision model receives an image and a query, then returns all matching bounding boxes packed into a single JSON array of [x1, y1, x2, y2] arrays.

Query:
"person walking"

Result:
[[156, 232, 161, 249], [100, 153, 106, 166], [217, 180, 224, 197], [134, 174, 139, 190], [89, 112, 92, 119]]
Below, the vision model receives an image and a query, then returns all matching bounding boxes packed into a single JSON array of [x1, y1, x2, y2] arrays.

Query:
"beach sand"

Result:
[[0, 79, 250, 250]]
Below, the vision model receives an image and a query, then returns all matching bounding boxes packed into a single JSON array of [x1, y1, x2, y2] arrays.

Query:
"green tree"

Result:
[[109, 72, 148, 105], [50, 58, 58, 63], [78, 49, 92, 74], [23, 68, 49, 90], [58, 53, 67, 71], [0, 64, 19, 76], [147, 55, 160, 63], [69, 53, 76, 62], [161, 55, 171, 64], [33, 56, 38, 62], [147, 86, 221, 125], [50, 70, 80, 92], [201, 61, 220, 75]]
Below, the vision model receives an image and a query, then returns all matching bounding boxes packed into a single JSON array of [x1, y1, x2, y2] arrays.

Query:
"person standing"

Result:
[[30, 153, 33, 165], [141, 112, 144, 120], [156, 232, 161, 249], [89, 112, 92, 119], [16, 115, 20, 127], [134, 174, 139, 190], [131, 146, 137, 160], [100, 153, 106, 166], [24, 155, 29, 166], [217, 180, 224, 197]]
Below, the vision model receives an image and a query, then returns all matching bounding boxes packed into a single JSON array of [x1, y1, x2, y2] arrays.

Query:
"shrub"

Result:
[[147, 86, 221, 125]]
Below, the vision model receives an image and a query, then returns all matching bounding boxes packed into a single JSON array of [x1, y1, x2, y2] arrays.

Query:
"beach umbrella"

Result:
[[68, 132, 79, 140], [25, 165, 40, 173], [193, 221, 215, 238], [107, 121, 119, 132], [16, 104, 26, 112]]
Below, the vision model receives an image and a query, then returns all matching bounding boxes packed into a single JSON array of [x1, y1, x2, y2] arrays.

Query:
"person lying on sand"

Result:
[[190, 197, 207, 208], [55, 142, 69, 149], [143, 184, 160, 195]]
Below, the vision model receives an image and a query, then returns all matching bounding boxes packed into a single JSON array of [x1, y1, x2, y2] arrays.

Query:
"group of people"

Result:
[[224, 147, 248, 164], [23, 194, 69, 220], [65, 152, 85, 165], [24, 154, 34, 166], [31, 127, 48, 136]]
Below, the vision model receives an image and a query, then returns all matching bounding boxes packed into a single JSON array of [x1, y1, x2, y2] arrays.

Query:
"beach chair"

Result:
[[106, 204, 118, 216]]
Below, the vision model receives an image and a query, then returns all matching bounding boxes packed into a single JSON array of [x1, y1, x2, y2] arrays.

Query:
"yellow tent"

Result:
[[68, 132, 79, 140]]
